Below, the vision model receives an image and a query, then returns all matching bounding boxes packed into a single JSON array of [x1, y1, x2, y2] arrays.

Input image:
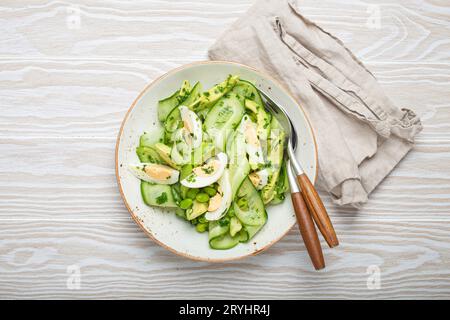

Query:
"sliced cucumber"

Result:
[[157, 90, 179, 123], [204, 93, 245, 151], [209, 233, 240, 250], [139, 128, 164, 147], [164, 107, 182, 134], [242, 224, 263, 241], [157, 81, 190, 122], [208, 220, 247, 250], [227, 126, 250, 200], [183, 82, 202, 106], [141, 181, 177, 208], [234, 178, 267, 227]]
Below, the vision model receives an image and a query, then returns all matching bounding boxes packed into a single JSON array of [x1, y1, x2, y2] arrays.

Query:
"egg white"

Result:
[[240, 115, 265, 170], [179, 105, 202, 148], [180, 152, 228, 188], [249, 168, 270, 190], [128, 163, 179, 185]]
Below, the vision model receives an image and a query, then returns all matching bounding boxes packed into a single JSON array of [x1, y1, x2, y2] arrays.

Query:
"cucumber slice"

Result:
[[141, 181, 177, 208], [209, 234, 240, 250], [183, 82, 202, 106], [164, 107, 182, 133], [139, 128, 164, 147], [158, 81, 199, 124], [208, 220, 247, 249], [227, 127, 250, 200], [242, 224, 263, 241], [157, 90, 179, 123], [234, 178, 267, 227], [204, 93, 245, 151]]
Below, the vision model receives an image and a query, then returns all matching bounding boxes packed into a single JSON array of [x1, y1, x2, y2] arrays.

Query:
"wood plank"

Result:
[[0, 60, 447, 138], [0, 219, 449, 299], [0, 135, 448, 220], [0, 0, 448, 62]]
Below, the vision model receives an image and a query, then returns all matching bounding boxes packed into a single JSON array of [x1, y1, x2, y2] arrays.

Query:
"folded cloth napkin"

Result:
[[208, 0, 422, 207]]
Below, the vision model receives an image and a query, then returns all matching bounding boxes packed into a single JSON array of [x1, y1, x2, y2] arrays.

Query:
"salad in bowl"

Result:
[[127, 75, 289, 250]]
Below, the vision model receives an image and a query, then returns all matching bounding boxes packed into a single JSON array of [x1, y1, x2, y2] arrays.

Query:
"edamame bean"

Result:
[[179, 198, 193, 209], [196, 223, 208, 233], [186, 188, 199, 199], [196, 193, 210, 203], [203, 187, 217, 197]]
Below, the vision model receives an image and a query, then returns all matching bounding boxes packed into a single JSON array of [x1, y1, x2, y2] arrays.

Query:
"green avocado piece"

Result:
[[187, 201, 208, 220], [189, 75, 239, 111], [153, 142, 180, 170], [261, 117, 285, 204], [229, 216, 242, 237], [136, 146, 161, 164], [245, 99, 272, 155]]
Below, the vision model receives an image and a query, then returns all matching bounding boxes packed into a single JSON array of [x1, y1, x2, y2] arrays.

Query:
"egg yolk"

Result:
[[249, 172, 261, 188], [193, 160, 220, 177], [144, 165, 172, 181], [244, 121, 260, 147], [208, 193, 223, 212], [183, 118, 193, 134]]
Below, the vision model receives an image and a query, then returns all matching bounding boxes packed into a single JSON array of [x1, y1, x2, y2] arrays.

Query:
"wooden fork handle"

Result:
[[291, 191, 325, 270], [297, 173, 339, 248]]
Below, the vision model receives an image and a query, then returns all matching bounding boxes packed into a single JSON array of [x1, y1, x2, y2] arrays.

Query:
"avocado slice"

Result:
[[245, 99, 272, 156], [154, 142, 181, 170], [261, 117, 285, 204], [189, 75, 239, 111], [187, 201, 208, 220], [136, 146, 161, 164], [229, 216, 242, 237]]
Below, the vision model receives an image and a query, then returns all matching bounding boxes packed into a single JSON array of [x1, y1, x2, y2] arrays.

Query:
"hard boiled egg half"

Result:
[[249, 168, 270, 190], [179, 105, 202, 148], [128, 163, 179, 185], [239, 115, 265, 170], [180, 152, 228, 188]]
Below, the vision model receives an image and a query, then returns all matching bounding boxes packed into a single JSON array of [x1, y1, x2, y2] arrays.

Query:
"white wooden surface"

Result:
[[0, 0, 449, 299]]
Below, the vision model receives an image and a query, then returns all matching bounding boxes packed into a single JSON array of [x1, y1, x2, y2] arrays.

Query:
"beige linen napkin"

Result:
[[209, 0, 422, 207]]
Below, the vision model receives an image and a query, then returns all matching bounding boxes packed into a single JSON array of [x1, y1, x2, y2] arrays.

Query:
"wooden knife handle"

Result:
[[291, 191, 325, 270], [297, 173, 339, 248]]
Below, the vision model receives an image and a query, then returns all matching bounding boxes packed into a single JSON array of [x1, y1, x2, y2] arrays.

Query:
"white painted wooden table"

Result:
[[1, 0, 449, 299]]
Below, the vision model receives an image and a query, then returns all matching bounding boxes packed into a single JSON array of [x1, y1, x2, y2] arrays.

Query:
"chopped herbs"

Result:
[[156, 192, 168, 204]]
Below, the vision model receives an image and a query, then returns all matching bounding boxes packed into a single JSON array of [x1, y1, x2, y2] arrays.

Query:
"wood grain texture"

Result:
[[0, 0, 449, 299]]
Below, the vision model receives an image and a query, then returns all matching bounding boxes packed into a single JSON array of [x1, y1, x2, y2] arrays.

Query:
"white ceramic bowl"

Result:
[[116, 61, 317, 262]]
